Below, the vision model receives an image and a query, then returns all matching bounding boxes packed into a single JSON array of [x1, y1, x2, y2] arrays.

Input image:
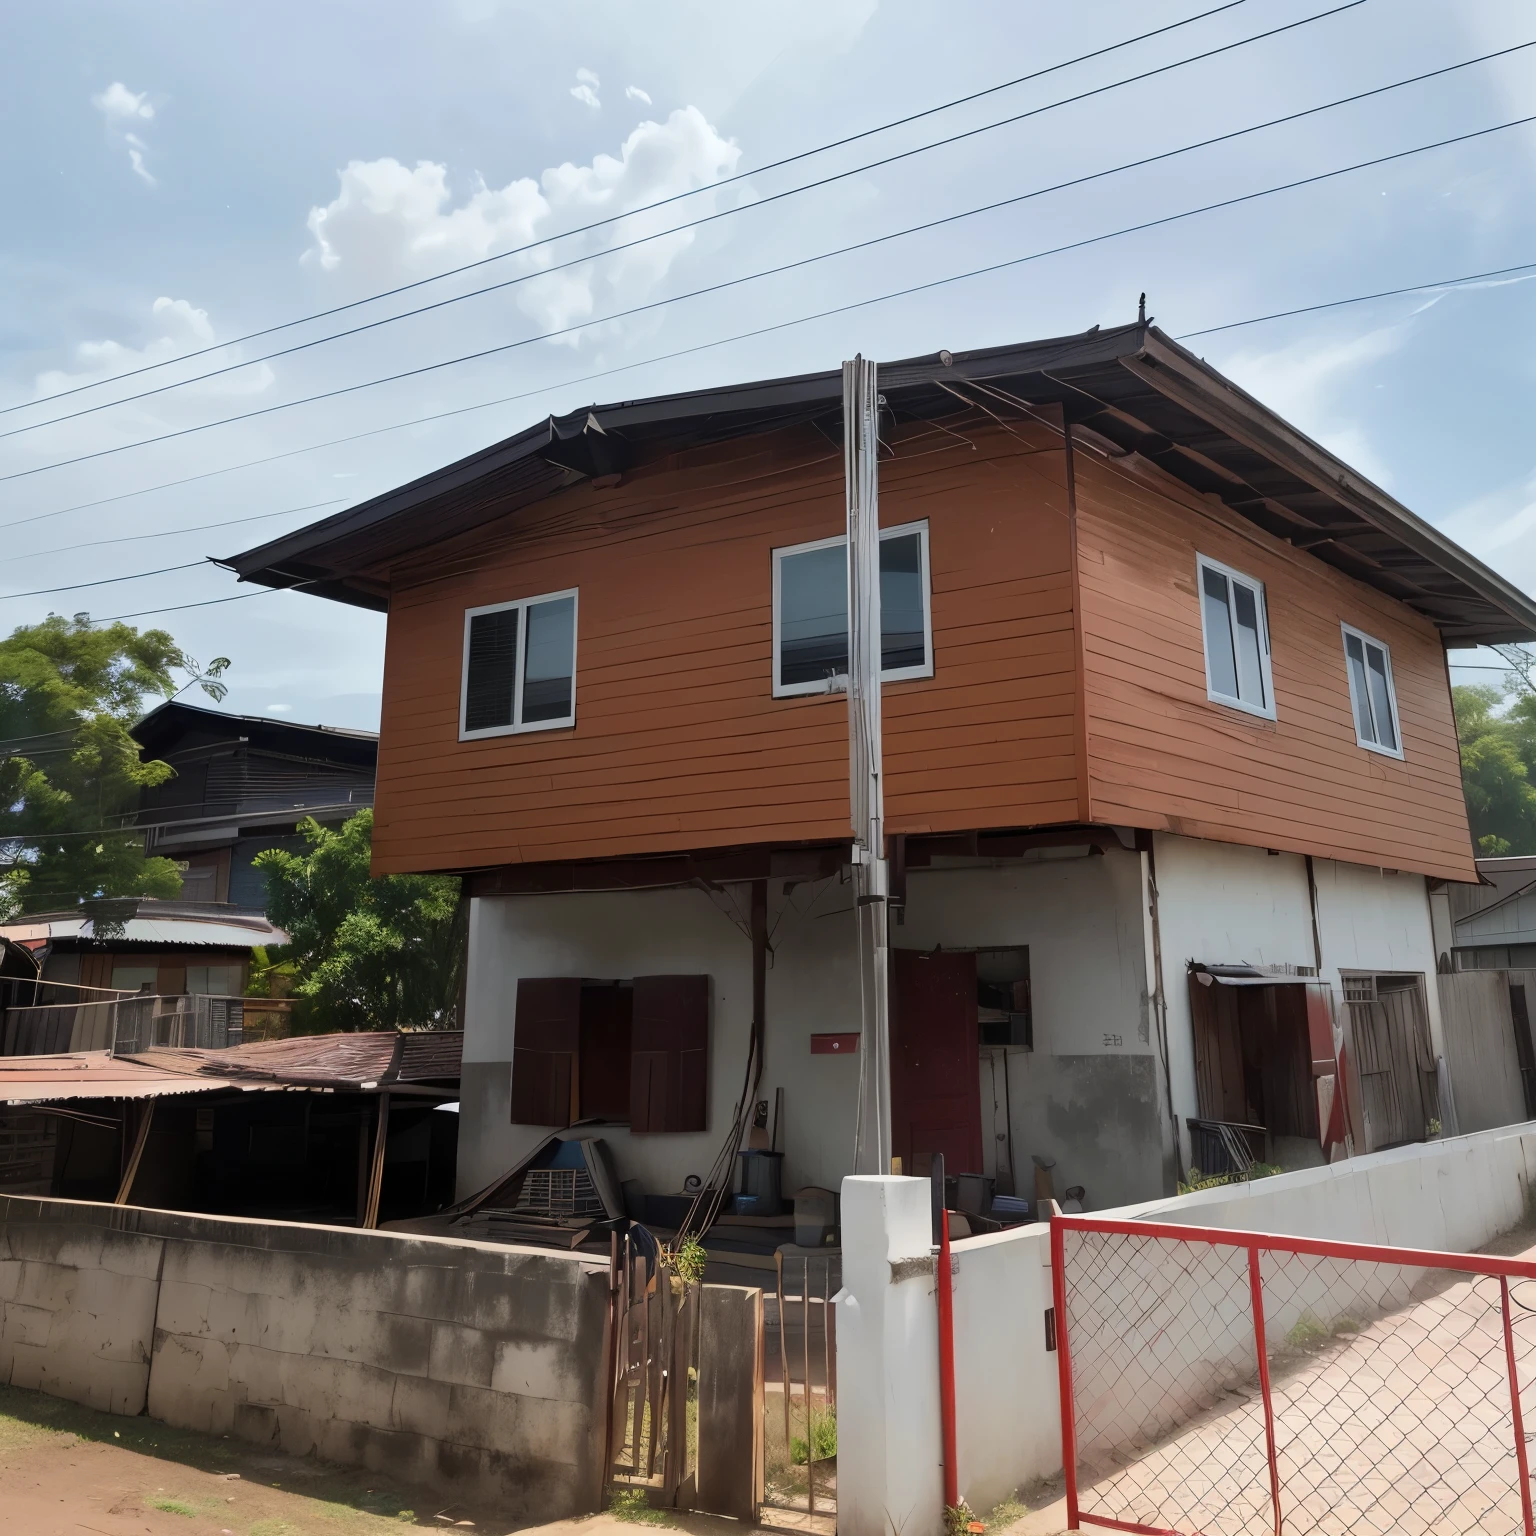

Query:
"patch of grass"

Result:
[[146, 1494, 200, 1516], [609, 1486, 672, 1525], [985, 1496, 1030, 1531], [944, 1498, 981, 1536], [789, 1406, 837, 1465], [1286, 1315, 1329, 1349], [249, 1521, 304, 1536]]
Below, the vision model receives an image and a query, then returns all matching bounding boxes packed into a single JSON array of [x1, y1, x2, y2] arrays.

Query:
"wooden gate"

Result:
[[1345, 974, 1439, 1151], [605, 1232, 764, 1520]]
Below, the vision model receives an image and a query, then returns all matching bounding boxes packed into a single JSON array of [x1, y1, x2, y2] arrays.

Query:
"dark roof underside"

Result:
[[228, 323, 1536, 646]]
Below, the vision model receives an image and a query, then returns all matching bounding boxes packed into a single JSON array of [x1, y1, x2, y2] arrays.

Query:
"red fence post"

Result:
[[1501, 1276, 1535, 1536], [1051, 1215, 1080, 1530], [938, 1207, 959, 1512], [1247, 1246, 1282, 1536]]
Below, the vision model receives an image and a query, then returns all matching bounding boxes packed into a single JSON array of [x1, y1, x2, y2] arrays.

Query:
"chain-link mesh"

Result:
[[1059, 1223, 1536, 1536]]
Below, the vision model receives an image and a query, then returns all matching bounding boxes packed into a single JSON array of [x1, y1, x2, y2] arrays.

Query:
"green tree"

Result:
[[0, 615, 225, 916], [1454, 681, 1536, 856], [254, 809, 465, 1032]]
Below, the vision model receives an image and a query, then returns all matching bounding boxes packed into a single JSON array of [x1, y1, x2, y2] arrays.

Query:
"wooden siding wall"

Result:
[[371, 416, 1078, 874], [1070, 440, 1476, 881]]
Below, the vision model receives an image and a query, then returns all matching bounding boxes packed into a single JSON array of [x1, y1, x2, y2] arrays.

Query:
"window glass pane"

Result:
[[522, 595, 576, 723], [1231, 581, 1266, 708], [465, 608, 519, 732], [879, 532, 926, 671], [1344, 632, 1374, 743], [780, 543, 849, 687], [111, 966, 158, 994], [1365, 643, 1397, 751], [1201, 565, 1239, 700]]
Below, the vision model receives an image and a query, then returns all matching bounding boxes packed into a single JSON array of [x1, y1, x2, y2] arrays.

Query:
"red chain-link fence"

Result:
[[1051, 1213, 1536, 1535]]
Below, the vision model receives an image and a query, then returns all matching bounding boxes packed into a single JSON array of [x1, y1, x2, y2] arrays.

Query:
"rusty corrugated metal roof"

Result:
[[0, 1030, 461, 1103]]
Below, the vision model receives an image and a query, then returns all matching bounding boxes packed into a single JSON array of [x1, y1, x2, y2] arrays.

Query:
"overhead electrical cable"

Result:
[[1176, 259, 1536, 336], [0, 0, 1268, 418], [13, 252, 1536, 542], [0, 560, 209, 601], [4, 499, 347, 563], [7, 105, 1534, 487], [2, 0, 1373, 439]]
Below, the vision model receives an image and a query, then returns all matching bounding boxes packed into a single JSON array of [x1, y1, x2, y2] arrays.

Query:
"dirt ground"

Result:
[[0, 1381, 793, 1536]]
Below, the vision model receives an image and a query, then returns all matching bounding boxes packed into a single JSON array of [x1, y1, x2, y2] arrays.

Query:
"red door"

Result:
[[891, 949, 984, 1176]]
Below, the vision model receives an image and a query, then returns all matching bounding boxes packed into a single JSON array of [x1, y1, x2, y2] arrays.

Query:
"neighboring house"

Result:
[[131, 700, 378, 907], [0, 898, 285, 1001], [1444, 855, 1536, 970], [228, 321, 1536, 1211]]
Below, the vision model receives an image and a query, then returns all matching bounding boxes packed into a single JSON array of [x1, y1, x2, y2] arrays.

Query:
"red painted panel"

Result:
[[891, 948, 983, 1176], [811, 1033, 860, 1055]]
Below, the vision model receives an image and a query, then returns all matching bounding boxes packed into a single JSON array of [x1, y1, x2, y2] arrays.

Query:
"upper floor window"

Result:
[[460, 589, 578, 740], [772, 521, 932, 697], [1197, 554, 1274, 719], [1341, 622, 1401, 757]]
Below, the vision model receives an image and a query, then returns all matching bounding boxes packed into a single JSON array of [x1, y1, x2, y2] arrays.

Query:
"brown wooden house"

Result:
[[228, 322, 1536, 1211]]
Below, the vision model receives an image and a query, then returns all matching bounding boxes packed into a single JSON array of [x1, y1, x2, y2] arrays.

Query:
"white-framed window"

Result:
[[1196, 554, 1275, 719], [772, 520, 933, 698], [459, 588, 578, 740], [1341, 621, 1402, 758]]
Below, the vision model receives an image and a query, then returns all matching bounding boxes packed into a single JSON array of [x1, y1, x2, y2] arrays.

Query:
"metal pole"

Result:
[[1050, 1215, 1081, 1530], [938, 1207, 959, 1512], [1247, 1247, 1282, 1536], [1502, 1276, 1536, 1536], [844, 355, 891, 1176]]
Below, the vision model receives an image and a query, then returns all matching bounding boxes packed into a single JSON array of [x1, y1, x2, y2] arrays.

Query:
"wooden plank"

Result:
[[693, 1284, 764, 1522]]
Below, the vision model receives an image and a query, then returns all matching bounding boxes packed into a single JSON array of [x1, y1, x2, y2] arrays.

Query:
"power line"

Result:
[[0, 561, 213, 602], [0, 0, 1265, 420], [10, 105, 1535, 487], [3, 1, 1374, 442], [10, 252, 1535, 583], [4, 498, 346, 564], [1177, 260, 1536, 337]]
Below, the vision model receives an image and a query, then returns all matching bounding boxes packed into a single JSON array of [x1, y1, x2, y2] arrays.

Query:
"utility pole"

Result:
[[844, 356, 892, 1176]]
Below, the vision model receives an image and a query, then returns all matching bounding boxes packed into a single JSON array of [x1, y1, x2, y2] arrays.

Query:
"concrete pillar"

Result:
[[835, 1175, 944, 1536]]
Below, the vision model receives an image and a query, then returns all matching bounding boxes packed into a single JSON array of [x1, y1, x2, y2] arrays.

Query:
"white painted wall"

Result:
[[460, 880, 864, 1200], [1152, 834, 1443, 1161], [841, 1120, 1536, 1518], [898, 848, 1166, 1207]]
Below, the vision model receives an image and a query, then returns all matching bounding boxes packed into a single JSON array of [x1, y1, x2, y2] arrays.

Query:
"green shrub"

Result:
[[790, 1407, 837, 1464]]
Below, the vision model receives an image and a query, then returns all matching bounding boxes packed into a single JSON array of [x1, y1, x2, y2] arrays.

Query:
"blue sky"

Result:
[[2, 0, 1534, 728]]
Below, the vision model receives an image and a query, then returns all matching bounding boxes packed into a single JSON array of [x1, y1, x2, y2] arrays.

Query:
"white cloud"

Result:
[[625, 86, 652, 106], [92, 82, 154, 122], [93, 81, 158, 187], [302, 107, 742, 343], [34, 296, 273, 399], [125, 134, 155, 187], [571, 67, 601, 110]]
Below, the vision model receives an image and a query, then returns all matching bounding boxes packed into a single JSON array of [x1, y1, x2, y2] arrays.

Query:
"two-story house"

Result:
[[229, 321, 1536, 1210]]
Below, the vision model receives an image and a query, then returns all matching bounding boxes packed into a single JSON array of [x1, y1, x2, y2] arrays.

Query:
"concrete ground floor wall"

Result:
[[460, 845, 1168, 1212], [0, 1195, 609, 1515], [460, 836, 1460, 1217], [835, 1118, 1536, 1536]]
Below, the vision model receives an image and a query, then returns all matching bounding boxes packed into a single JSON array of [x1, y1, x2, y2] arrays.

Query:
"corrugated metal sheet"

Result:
[[0, 1052, 243, 1103]]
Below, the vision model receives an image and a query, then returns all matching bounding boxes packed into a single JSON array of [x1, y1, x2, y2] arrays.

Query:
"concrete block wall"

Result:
[[0, 1196, 610, 1515], [838, 1120, 1536, 1527]]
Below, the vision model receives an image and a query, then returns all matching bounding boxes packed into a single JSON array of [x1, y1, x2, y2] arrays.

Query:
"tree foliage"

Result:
[[1454, 679, 1536, 857], [254, 809, 465, 1032], [0, 616, 223, 916]]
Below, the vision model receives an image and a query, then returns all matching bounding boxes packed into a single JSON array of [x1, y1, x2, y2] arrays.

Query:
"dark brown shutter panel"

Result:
[[510, 978, 581, 1126], [630, 975, 709, 1133]]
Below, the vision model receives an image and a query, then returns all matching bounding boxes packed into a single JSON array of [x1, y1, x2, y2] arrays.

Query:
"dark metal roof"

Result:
[[134, 1028, 462, 1090], [131, 699, 378, 765], [228, 322, 1536, 646]]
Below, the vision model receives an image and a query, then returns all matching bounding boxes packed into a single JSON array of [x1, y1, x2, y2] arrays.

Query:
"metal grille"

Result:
[[1054, 1214, 1536, 1536], [516, 1166, 604, 1218]]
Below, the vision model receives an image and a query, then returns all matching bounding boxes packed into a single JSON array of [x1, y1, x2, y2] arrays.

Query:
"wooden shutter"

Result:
[[630, 975, 710, 1133], [1303, 983, 1338, 1076], [510, 978, 581, 1126]]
